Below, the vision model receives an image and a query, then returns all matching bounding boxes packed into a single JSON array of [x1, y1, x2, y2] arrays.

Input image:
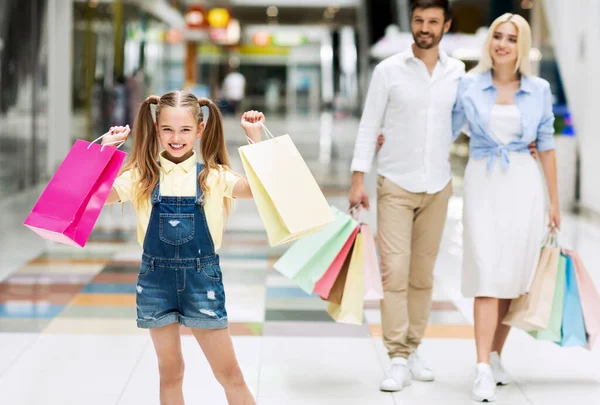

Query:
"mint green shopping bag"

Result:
[[273, 206, 358, 294], [529, 254, 567, 342]]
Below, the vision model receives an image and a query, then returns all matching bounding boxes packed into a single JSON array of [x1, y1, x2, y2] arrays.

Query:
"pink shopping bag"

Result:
[[568, 249, 600, 350], [360, 223, 384, 301], [314, 226, 359, 299], [24, 138, 126, 247]]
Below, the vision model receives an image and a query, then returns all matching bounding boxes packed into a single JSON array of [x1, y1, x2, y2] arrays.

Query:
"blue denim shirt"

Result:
[[452, 71, 556, 170]]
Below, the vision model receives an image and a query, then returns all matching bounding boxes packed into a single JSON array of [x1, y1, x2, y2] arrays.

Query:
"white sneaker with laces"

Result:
[[490, 352, 512, 385], [380, 357, 412, 392], [472, 363, 497, 402], [408, 350, 435, 381]]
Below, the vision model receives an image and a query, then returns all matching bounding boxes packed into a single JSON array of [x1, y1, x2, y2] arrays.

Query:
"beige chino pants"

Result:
[[377, 176, 452, 359]]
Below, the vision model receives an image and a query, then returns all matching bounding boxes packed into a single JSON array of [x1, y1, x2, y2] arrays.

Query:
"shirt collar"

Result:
[[519, 75, 533, 93], [159, 151, 197, 174], [401, 45, 448, 65], [479, 70, 533, 93]]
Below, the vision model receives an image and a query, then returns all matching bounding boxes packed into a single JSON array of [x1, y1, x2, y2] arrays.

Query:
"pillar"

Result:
[[47, 0, 73, 175]]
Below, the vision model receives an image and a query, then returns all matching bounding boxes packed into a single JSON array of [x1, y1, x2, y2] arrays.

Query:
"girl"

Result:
[[102, 91, 263, 405], [453, 14, 560, 402]]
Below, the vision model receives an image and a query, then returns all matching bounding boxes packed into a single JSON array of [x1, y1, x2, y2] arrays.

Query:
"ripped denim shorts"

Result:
[[135, 253, 228, 329]]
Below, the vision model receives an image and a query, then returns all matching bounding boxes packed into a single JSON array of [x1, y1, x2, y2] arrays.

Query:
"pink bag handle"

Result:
[[87, 131, 127, 152]]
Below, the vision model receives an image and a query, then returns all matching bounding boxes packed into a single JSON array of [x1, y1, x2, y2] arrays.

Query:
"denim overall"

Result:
[[136, 162, 228, 329]]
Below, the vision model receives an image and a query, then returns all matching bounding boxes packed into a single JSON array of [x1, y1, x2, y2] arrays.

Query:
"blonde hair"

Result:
[[120, 91, 233, 216], [474, 13, 532, 76]]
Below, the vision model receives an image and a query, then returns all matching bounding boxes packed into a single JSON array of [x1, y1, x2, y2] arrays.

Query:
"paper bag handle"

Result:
[[87, 131, 127, 152], [349, 204, 363, 222], [245, 122, 276, 144]]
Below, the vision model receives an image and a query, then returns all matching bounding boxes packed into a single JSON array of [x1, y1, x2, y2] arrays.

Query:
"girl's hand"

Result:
[[101, 125, 130, 146], [241, 111, 265, 143], [548, 203, 561, 230]]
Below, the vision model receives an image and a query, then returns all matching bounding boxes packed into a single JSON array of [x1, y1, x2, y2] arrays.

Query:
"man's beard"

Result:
[[412, 31, 442, 50]]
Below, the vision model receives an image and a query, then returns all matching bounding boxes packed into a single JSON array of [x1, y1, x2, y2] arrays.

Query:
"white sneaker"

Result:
[[408, 350, 435, 382], [472, 363, 497, 402], [380, 357, 412, 392], [490, 352, 512, 385]]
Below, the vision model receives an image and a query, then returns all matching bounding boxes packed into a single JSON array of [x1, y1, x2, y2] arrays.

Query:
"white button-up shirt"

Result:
[[351, 47, 465, 194]]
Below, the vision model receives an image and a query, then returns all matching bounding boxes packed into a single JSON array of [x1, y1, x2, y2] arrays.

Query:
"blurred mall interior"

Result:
[[0, 0, 599, 404]]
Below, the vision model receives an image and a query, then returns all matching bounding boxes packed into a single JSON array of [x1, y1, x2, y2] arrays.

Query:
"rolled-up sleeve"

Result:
[[536, 81, 556, 152], [452, 76, 468, 142], [350, 66, 389, 173], [112, 170, 133, 202], [222, 168, 240, 199]]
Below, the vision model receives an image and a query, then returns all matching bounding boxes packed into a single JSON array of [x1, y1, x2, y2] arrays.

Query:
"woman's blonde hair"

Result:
[[120, 91, 233, 216], [473, 13, 532, 76]]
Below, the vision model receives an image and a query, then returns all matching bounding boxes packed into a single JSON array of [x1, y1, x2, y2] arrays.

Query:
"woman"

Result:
[[453, 13, 560, 402]]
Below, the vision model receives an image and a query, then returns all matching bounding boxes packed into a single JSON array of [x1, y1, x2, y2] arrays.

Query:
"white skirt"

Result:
[[462, 153, 547, 299]]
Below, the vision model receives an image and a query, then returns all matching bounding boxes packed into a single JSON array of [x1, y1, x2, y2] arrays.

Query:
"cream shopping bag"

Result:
[[503, 233, 561, 331], [238, 124, 334, 246], [327, 232, 365, 325]]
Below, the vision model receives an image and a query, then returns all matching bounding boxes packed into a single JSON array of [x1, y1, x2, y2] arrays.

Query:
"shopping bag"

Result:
[[238, 124, 334, 246], [558, 254, 587, 347], [24, 137, 126, 248], [569, 250, 600, 350], [327, 232, 365, 325], [314, 226, 359, 300], [273, 206, 358, 294], [324, 243, 353, 305], [529, 254, 567, 342], [360, 223, 384, 301], [503, 233, 561, 331]]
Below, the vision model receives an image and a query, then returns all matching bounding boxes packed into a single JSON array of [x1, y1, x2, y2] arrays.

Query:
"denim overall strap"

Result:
[[195, 162, 204, 206]]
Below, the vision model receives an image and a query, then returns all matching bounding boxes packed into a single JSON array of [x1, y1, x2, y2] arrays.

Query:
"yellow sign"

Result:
[[207, 8, 230, 29]]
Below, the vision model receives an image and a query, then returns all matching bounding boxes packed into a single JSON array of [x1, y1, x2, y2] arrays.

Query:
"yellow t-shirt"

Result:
[[112, 152, 239, 250]]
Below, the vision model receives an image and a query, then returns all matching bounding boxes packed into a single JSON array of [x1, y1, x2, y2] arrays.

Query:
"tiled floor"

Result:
[[1, 115, 600, 404]]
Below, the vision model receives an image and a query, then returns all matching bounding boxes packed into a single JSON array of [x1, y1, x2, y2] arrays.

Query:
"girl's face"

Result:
[[157, 106, 203, 163], [490, 22, 519, 68]]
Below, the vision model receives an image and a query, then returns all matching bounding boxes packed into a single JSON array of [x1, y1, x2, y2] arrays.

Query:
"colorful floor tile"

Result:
[[0, 224, 470, 339]]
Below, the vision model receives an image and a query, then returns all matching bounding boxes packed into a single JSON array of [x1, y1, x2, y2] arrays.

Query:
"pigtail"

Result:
[[197, 98, 233, 216], [119, 95, 161, 207]]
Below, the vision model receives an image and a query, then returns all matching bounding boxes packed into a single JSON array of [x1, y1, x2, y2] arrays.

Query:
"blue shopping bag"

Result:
[[558, 255, 587, 347]]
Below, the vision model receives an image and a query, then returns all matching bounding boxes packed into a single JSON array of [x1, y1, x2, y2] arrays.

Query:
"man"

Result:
[[221, 66, 246, 115], [348, 0, 464, 392]]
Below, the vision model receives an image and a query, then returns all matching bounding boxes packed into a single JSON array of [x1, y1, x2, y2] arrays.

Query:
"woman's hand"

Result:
[[548, 203, 561, 230], [376, 134, 385, 152], [241, 110, 265, 143], [528, 141, 538, 159], [102, 125, 130, 146]]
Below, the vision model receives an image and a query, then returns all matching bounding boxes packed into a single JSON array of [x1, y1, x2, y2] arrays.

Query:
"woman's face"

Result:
[[490, 22, 519, 68]]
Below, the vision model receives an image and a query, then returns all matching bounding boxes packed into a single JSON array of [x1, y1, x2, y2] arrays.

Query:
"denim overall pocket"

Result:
[[159, 213, 195, 245]]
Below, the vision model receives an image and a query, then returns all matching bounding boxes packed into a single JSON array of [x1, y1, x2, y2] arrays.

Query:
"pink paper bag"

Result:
[[24, 140, 126, 247], [360, 223, 384, 301], [314, 226, 359, 299], [568, 250, 600, 350]]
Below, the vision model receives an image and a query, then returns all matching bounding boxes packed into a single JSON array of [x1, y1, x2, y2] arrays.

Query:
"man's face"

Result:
[[411, 7, 451, 50]]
